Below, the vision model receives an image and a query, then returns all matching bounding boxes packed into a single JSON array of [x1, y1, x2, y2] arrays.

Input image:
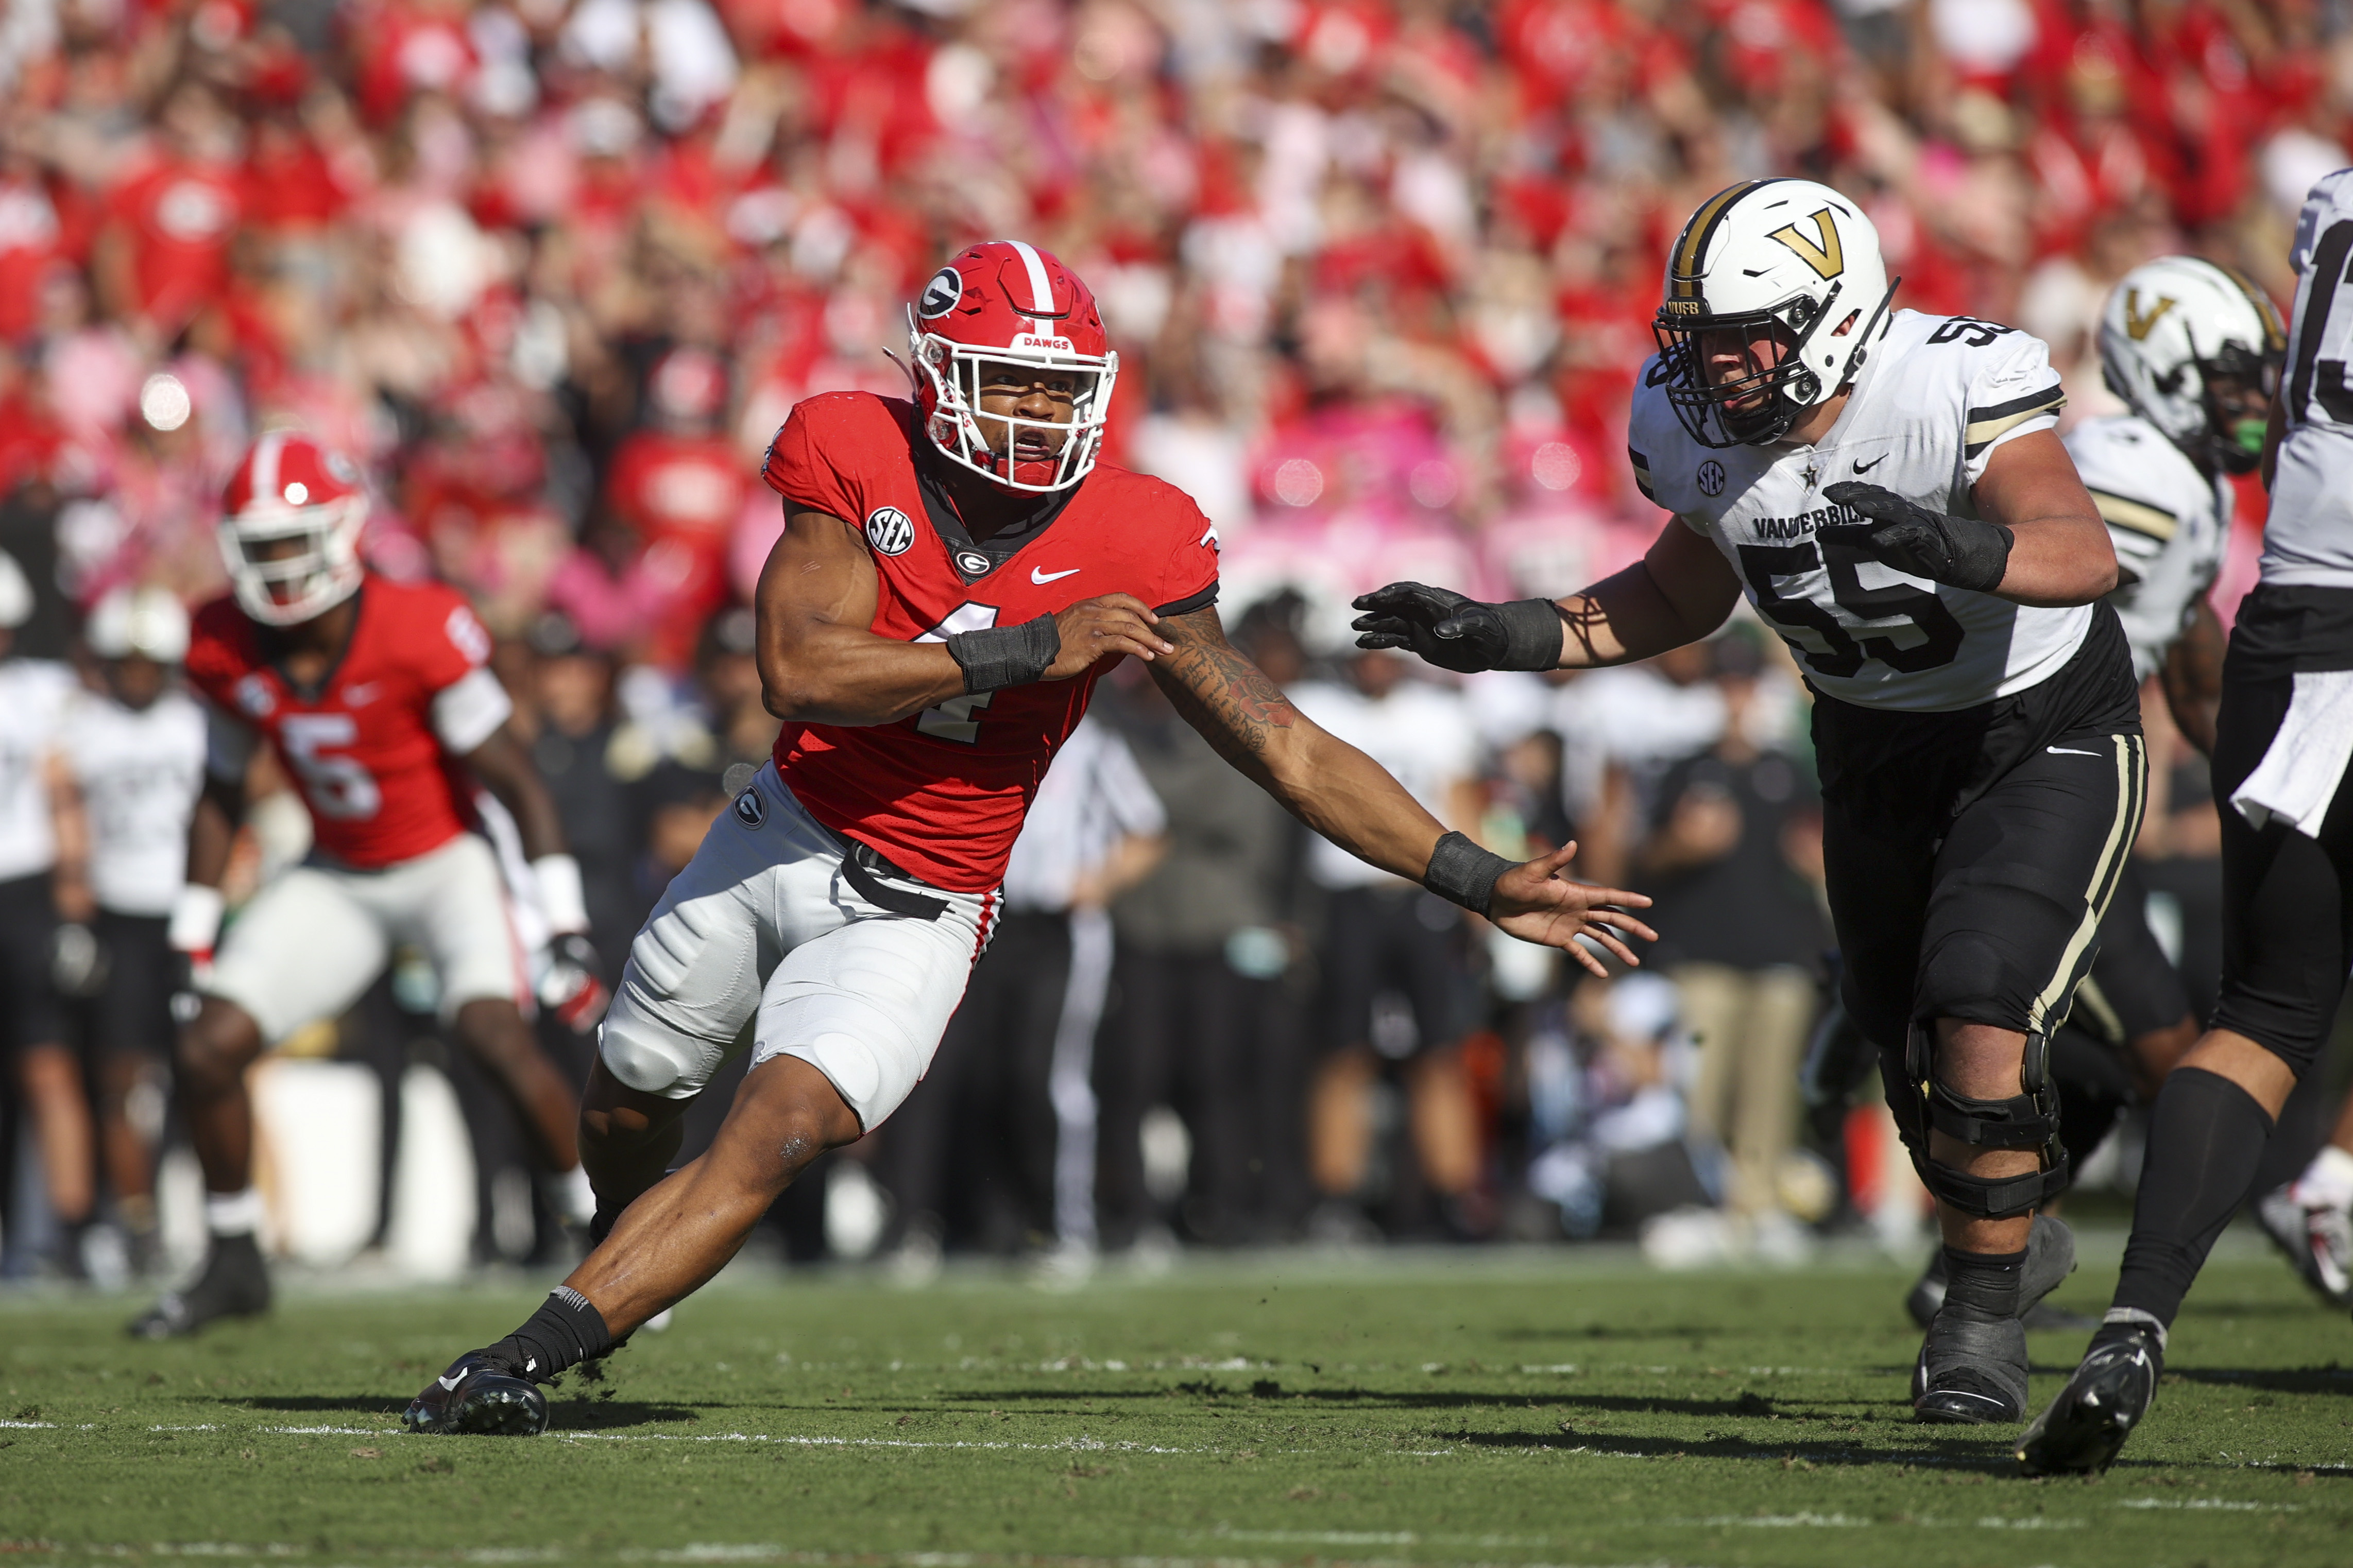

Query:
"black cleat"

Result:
[[2017, 1327, 2162, 1475], [127, 1233, 271, 1339], [403, 1352, 549, 1436], [1913, 1308, 2030, 1424], [1905, 1211, 2077, 1329]]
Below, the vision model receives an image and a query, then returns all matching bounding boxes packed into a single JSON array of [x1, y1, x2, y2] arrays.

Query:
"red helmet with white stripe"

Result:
[[219, 431, 369, 625], [907, 240, 1119, 494]]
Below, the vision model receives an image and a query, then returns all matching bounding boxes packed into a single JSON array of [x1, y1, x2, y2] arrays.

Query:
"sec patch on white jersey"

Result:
[[1629, 309, 2081, 712], [2066, 414, 2230, 680]]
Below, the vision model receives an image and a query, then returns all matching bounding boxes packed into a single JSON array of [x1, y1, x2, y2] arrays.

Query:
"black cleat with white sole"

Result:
[[403, 1352, 549, 1436], [126, 1233, 271, 1339], [1913, 1307, 2031, 1424], [2016, 1324, 2162, 1475]]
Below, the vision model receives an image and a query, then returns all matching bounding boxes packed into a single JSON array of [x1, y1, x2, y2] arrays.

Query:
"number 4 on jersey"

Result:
[[913, 603, 1000, 743]]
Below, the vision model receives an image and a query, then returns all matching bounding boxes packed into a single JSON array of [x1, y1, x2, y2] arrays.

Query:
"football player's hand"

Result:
[[1351, 582, 1563, 673], [1818, 481, 2013, 593], [539, 932, 610, 1034], [1047, 594, 1175, 678], [1484, 841, 1656, 978]]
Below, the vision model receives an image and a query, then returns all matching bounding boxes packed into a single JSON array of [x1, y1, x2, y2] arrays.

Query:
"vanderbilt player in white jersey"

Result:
[[2019, 170, 2353, 1474], [55, 587, 208, 1275], [1356, 178, 2138, 1426], [2058, 257, 2283, 1115]]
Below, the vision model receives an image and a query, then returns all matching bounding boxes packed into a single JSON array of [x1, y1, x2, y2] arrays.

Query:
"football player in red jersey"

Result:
[[405, 242, 1656, 1434], [130, 432, 606, 1339]]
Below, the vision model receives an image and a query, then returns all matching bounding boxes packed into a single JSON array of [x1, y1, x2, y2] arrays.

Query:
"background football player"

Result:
[[131, 432, 604, 1338], [2020, 167, 2353, 1475], [404, 240, 1656, 1435], [1355, 179, 2134, 1427], [1908, 255, 2282, 1330], [54, 587, 208, 1278]]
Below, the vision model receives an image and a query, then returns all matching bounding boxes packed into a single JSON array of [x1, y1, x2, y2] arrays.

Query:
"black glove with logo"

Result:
[[1818, 481, 2012, 594], [1351, 582, 1564, 674]]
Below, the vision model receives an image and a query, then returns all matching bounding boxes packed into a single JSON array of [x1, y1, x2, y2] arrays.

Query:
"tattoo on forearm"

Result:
[[1154, 610, 1297, 762]]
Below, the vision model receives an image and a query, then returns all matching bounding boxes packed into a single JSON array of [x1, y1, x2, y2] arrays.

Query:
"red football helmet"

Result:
[[218, 430, 369, 625], [907, 240, 1119, 494]]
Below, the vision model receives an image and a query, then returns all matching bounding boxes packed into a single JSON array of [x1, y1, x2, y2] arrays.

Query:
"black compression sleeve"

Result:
[[945, 615, 1060, 693]]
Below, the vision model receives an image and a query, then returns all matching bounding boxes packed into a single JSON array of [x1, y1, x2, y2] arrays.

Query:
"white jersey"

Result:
[[1289, 675, 1480, 889], [1629, 309, 2083, 712], [0, 659, 76, 882], [58, 687, 207, 917], [2065, 414, 2231, 679], [2264, 166, 2353, 589]]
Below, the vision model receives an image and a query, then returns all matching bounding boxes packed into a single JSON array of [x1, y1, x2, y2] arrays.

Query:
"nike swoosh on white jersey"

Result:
[[2046, 746, 2099, 756], [1030, 566, 1081, 584]]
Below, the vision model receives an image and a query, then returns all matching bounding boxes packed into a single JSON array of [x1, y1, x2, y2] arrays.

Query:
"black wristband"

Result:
[[946, 615, 1060, 694], [1493, 598, 1568, 671], [1423, 829, 1511, 916]]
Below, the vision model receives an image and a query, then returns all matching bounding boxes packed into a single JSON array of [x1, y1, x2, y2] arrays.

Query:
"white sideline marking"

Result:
[[0, 1420, 56, 1428], [560, 1431, 1205, 1455], [2118, 1498, 2301, 1511]]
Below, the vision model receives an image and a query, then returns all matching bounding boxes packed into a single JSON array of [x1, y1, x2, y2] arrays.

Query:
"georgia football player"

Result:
[[1355, 180, 2137, 1427], [1905, 255, 2283, 1331], [402, 240, 1656, 1435], [129, 432, 603, 1338], [2020, 171, 2353, 1475]]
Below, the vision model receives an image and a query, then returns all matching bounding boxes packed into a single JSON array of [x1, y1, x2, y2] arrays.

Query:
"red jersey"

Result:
[[762, 392, 1220, 892], [187, 576, 510, 870]]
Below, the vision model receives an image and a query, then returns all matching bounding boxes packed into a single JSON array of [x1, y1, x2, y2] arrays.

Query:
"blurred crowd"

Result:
[[1, 0, 2334, 1275]]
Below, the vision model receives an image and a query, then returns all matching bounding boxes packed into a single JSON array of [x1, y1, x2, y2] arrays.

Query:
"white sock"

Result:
[[206, 1188, 265, 1237], [2292, 1145, 2353, 1211]]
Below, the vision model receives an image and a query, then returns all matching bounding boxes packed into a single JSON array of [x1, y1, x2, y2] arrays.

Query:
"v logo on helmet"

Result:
[[2123, 288, 2179, 342], [1768, 209, 1845, 280]]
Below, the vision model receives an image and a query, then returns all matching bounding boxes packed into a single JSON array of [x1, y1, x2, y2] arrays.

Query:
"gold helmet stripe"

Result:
[[1669, 180, 1766, 301], [2208, 260, 2287, 353]]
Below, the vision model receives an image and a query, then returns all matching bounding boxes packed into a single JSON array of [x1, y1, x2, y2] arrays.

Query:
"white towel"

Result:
[[2231, 669, 2353, 836]]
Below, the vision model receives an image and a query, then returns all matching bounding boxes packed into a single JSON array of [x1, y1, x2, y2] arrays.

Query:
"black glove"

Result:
[[1819, 481, 2012, 594], [539, 932, 611, 1034], [1351, 582, 1564, 674]]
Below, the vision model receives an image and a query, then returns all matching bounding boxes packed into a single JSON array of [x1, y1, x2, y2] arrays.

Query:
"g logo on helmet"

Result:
[[918, 268, 963, 319], [865, 506, 914, 556], [1696, 460, 1727, 497]]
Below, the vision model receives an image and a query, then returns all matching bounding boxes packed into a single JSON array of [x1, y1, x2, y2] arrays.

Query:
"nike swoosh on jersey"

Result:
[[1030, 566, 1081, 584], [343, 682, 382, 705], [2046, 746, 2099, 756], [1852, 454, 1887, 473]]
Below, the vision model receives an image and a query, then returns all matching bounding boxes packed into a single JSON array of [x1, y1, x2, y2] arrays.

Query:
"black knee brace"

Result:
[[1902, 1024, 2071, 1218]]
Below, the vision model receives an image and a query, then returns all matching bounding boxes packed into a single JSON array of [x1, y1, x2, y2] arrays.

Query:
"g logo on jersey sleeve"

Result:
[[865, 507, 915, 556]]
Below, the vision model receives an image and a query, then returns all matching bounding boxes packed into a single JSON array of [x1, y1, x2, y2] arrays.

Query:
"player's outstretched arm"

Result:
[[756, 507, 1174, 726], [1351, 516, 1741, 674], [1148, 607, 1655, 973]]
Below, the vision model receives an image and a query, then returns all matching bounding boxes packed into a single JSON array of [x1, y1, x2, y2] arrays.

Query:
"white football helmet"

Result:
[[1652, 178, 1899, 446], [86, 584, 191, 662], [2099, 255, 2284, 475]]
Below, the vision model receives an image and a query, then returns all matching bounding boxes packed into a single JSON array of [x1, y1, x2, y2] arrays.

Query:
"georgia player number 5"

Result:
[[279, 713, 383, 818], [911, 603, 1000, 744]]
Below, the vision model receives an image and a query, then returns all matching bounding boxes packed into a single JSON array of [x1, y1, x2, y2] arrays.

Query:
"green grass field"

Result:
[[4, 1238, 2351, 1568]]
